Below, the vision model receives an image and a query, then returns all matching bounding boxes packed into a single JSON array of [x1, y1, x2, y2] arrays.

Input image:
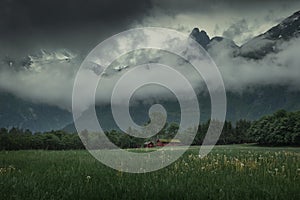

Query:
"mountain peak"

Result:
[[190, 28, 210, 49], [266, 10, 300, 40]]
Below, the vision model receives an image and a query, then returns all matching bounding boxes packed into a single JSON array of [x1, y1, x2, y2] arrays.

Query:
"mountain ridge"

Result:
[[190, 10, 300, 59], [1, 10, 300, 132]]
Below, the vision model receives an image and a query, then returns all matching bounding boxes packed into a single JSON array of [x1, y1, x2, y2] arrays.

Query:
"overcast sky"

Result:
[[1, 0, 300, 51]]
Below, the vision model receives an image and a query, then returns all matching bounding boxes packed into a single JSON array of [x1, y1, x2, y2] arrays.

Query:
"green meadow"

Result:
[[0, 145, 299, 200]]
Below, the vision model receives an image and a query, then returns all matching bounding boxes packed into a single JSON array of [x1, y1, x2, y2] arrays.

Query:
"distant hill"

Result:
[[0, 92, 71, 132]]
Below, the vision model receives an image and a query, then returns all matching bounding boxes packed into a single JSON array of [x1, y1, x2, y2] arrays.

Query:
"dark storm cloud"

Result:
[[0, 0, 151, 35], [0, 0, 154, 56], [151, 0, 299, 12], [1, 0, 299, 36]]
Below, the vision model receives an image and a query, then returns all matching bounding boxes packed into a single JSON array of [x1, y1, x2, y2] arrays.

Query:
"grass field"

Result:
[[0, 145, 299, 200]]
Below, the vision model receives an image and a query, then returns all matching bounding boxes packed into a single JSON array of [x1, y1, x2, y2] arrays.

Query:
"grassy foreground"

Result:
[[0, 145, 299, 200]]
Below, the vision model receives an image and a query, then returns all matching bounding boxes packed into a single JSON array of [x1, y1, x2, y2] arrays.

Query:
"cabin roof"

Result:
[[144, 141, 153, 145], [157, 139, 181, 143]]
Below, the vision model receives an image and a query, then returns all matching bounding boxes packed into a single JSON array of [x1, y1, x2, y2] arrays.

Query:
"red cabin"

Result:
[[144, 141, 154, 148]]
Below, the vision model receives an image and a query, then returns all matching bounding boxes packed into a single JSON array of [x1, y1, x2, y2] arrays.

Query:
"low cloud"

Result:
[[0, 55, 79, 110], [222, 19, 253, 44], [1, 36, 300, 111], [208, 38, 300, 91]]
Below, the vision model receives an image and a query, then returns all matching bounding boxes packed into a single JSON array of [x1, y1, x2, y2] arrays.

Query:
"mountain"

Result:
[[64, 10, 300, 132], [1, 49, 77, 72], [190, 11, 300, 59], [190, 28, 211, 49], [240, 11, 300, 59], [0, 92, 72, 132], [1, 11, 300, 132], [63, 85, 300, 133], [0, 49, 77, 131]]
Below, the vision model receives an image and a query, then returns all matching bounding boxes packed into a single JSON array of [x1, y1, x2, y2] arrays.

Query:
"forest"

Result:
[[0, 110, 299, 150]]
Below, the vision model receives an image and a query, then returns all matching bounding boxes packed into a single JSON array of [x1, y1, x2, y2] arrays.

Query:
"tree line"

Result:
[[0, 129, 84, 150], [0, 110, 299, 150], [249, 110, 300, 146]]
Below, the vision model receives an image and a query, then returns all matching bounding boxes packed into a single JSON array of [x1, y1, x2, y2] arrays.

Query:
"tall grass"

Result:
[[0, 145, 299, 200]]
